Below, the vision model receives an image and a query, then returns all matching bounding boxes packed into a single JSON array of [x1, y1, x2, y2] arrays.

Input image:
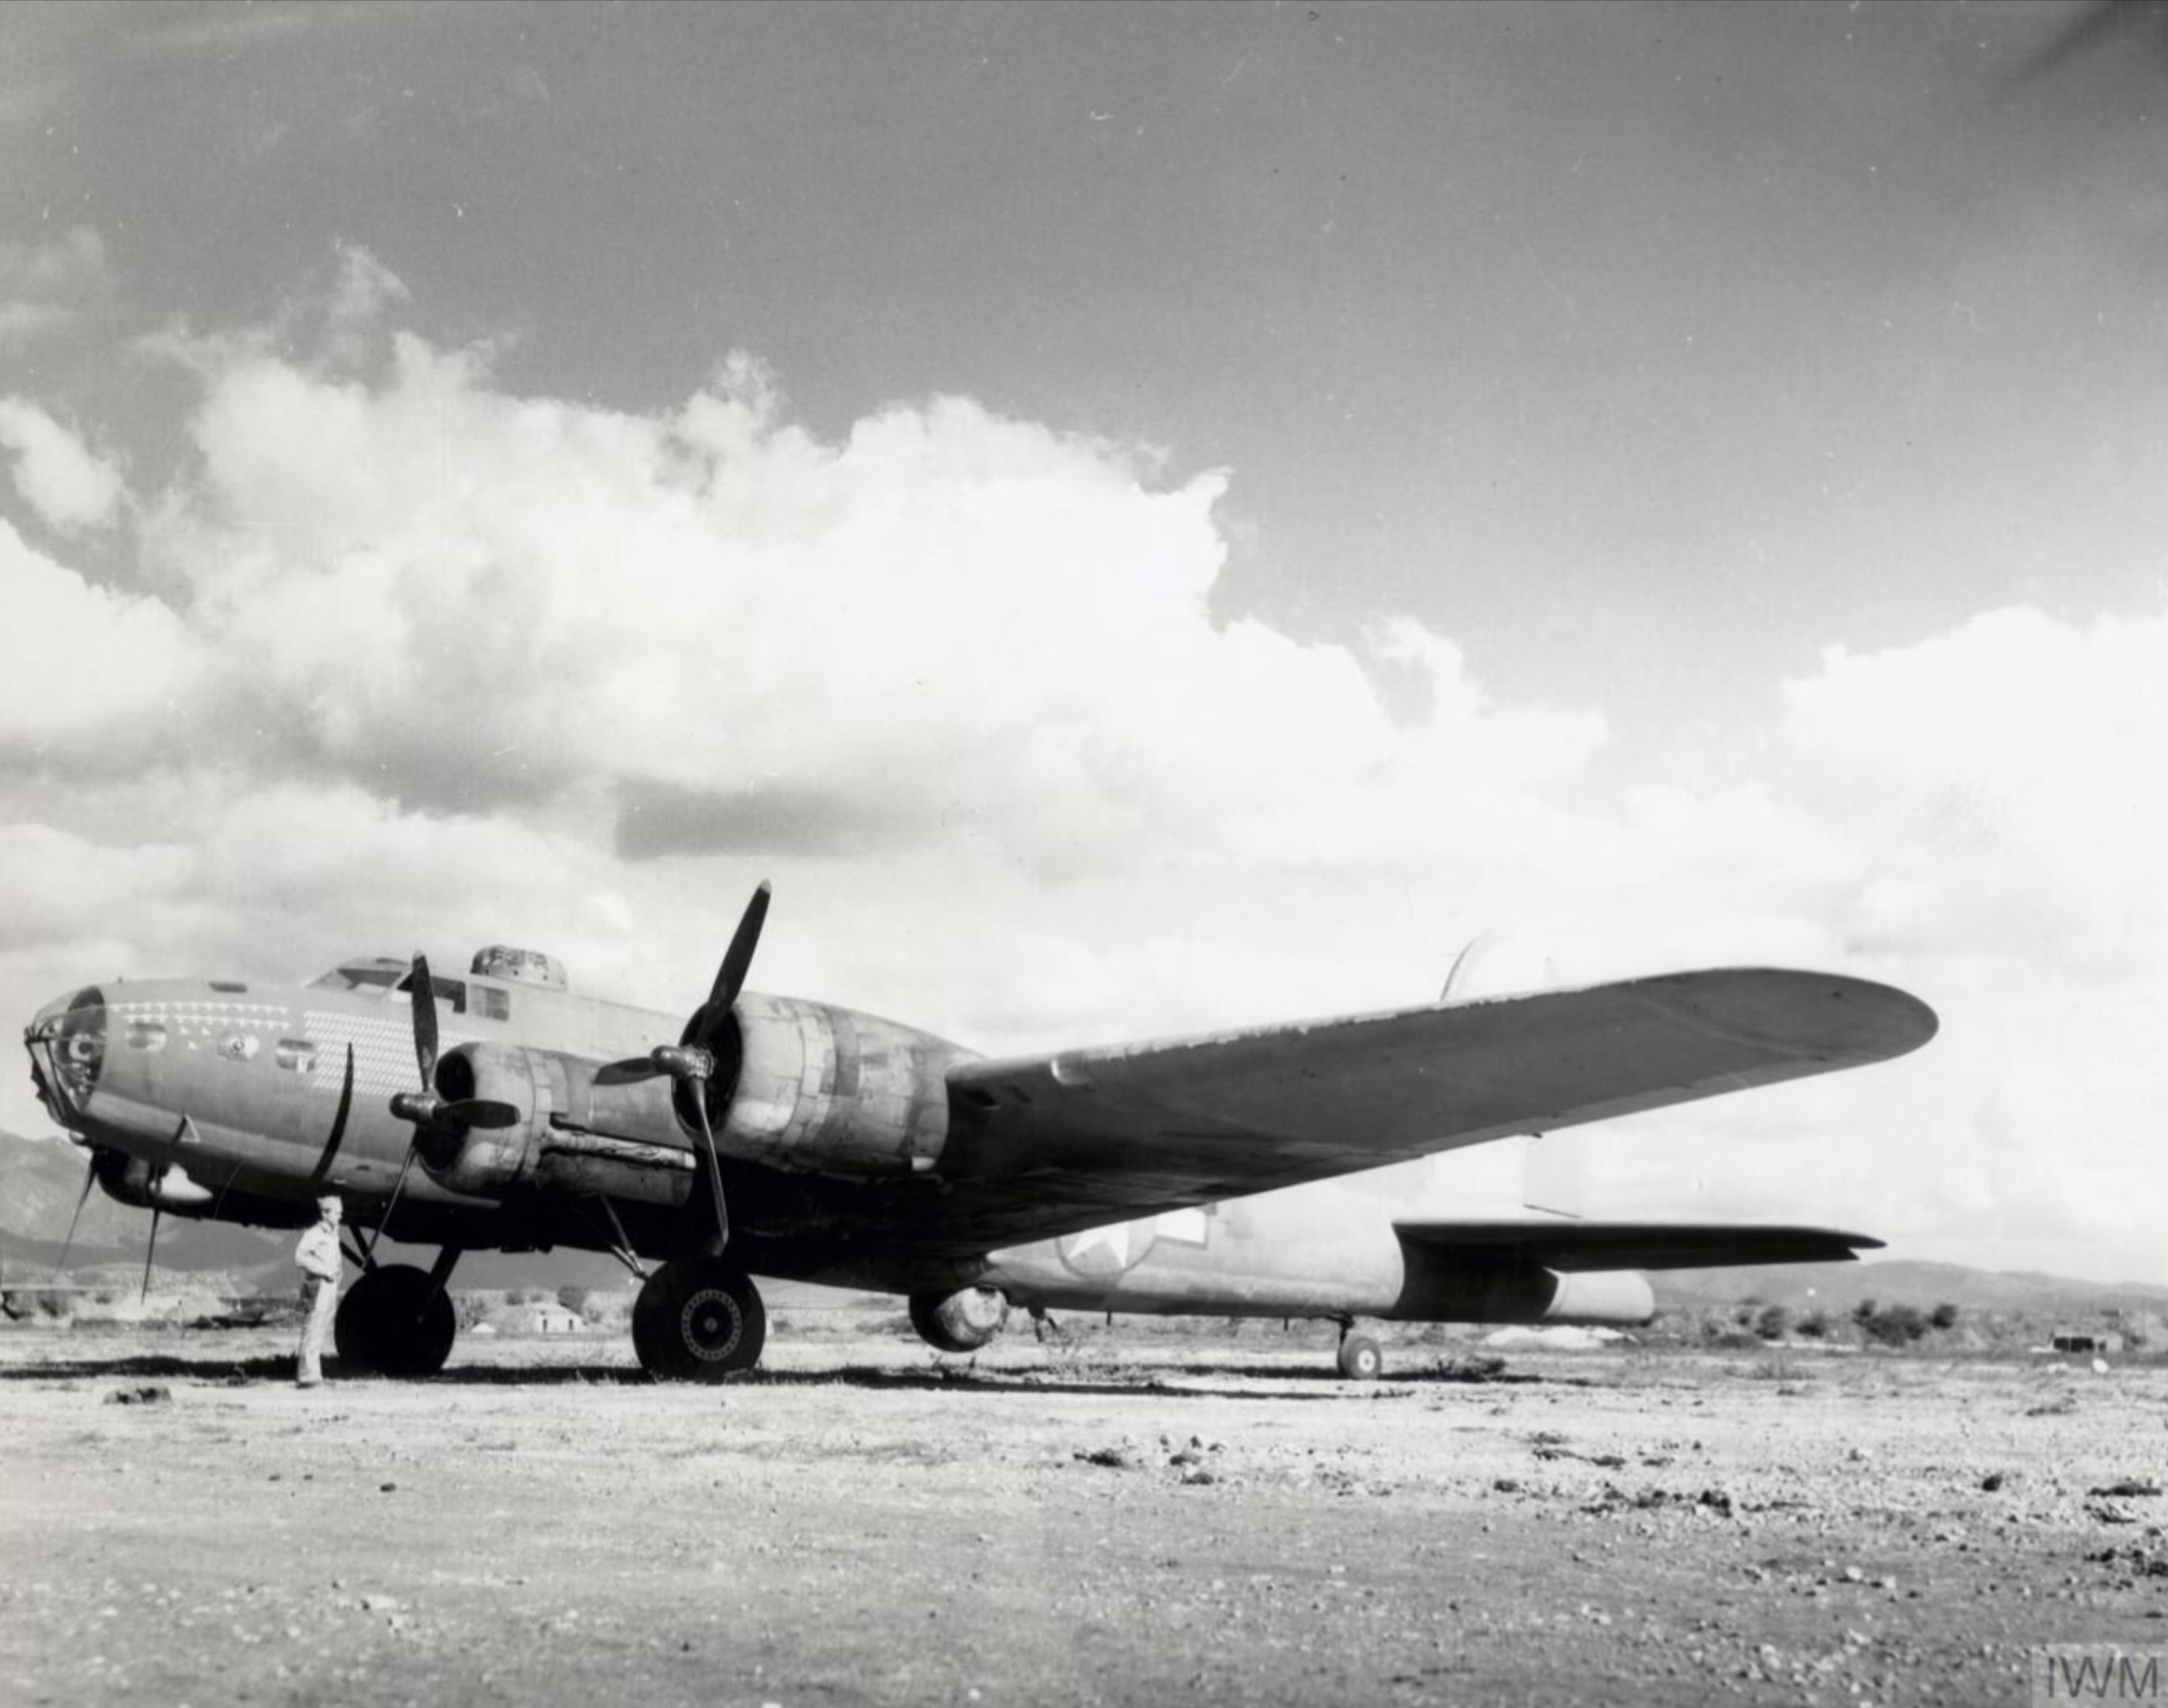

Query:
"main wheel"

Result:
[[333, 1264, 457, 1377], [1337, 1332, 1384, 1381], [634, 1257, 766, 1381]]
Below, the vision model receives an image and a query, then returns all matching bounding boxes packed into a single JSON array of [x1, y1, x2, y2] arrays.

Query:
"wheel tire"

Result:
[[333, 1264, 457, 1377], [332, 1280, 379, 1371], [1337, 1332, 1384, 1381], [634, 1257, 766, 1381], [630, 1273, 675, 1374]]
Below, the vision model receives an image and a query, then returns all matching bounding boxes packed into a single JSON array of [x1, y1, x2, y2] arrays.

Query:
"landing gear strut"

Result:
[[1336, 1323, 1384, 1381], [335, 1249, 460, 1377], [633, 1256, 766, 1381]]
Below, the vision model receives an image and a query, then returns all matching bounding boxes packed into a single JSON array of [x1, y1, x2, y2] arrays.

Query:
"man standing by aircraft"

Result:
[[294, 1196, 342, 1388]]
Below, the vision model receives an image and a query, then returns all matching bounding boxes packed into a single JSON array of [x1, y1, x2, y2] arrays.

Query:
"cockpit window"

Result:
[[395, 971, 468, 1014], [306, 961, 474, 1015], [25, 986, 105, 1125], [308, 959, 408, 994]]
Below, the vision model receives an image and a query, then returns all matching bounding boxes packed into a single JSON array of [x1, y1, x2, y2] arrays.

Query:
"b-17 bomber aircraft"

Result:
[[21, 886, 1936, 1381]]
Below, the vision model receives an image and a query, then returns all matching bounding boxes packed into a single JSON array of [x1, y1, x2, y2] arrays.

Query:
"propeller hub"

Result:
[[390, 1090, 443, 1125], [651, 1042, 716, 1083]]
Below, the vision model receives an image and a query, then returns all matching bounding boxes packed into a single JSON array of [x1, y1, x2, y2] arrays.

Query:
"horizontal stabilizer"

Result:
[[1394, 1219, 1883, 1272]]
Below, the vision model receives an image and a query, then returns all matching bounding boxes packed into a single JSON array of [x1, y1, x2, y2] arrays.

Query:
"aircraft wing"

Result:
[[1391, 1219, 1882, 1271], [921, 969, 1934, 1251]]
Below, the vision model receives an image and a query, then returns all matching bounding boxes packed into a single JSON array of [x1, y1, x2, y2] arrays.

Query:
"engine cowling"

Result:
[[414, 996, 974, 1203], [908, 1287, 1010, 1352], [416, 1044, 694, 1206], [716, 996, 971, 1174], [414, 1044, 547, 1197]]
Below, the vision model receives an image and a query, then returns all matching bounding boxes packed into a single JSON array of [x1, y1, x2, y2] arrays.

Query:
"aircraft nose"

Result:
[[24, 986, 107, 1128]]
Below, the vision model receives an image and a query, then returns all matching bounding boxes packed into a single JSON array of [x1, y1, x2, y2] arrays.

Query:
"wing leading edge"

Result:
[[923, 969, 1935, 1251]]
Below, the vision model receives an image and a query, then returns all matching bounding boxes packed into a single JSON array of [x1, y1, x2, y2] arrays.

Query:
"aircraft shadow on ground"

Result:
[[0, 1349, 1582, 1396]]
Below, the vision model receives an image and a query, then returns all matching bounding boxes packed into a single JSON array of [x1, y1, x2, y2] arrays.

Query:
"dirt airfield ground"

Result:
[[1, 1314, 2164, 1708]]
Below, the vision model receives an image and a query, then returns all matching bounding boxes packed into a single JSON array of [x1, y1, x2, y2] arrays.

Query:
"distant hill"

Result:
[[0, 1127, 289, 1279], [1652, 1258, 2168, 1318]]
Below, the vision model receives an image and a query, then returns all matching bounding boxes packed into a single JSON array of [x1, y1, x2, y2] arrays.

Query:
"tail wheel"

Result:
[[333, 1264, 457, 1377], [1337, 1332, 1384, 1381], [634, 1256, 766, 1381]]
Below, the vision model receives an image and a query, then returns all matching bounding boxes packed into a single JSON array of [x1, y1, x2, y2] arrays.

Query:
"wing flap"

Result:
[[1393, 1218, 1884, 1272]]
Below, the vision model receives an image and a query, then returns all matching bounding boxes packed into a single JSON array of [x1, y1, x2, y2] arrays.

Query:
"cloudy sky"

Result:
[[2, 2, 2162, 1283]]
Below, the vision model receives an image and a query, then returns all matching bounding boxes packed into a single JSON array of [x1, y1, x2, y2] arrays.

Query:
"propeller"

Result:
[[376, 953, 518, 1260], [388, 954, 441, 1128], [596, 882, 771, 1253], [387, 954, 521, 1132]]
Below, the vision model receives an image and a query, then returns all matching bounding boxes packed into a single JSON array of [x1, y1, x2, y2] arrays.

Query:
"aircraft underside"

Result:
[[64, 1129, 1670, 1383]]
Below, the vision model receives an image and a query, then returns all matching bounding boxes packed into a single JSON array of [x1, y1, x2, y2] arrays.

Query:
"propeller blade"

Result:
[[709, 881, 771, 1012], [56, 1154, 96, 1272], [689, 1079, 731, 1256], [365, 1141, 422, 1266], [139, 1204, 162, 1304], [410, 953, 439, 1091], [650, 883, 768, 1253], [593, 1057, 666, 1087], [441, 1098, 522, 1130]]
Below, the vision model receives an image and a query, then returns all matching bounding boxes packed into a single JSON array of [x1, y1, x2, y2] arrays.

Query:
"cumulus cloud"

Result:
[[0, 518, 197, 759], [131, 331, 1610, 882], [0, 399, 127, 532], [323, 244, 411, 368], [1780, 606, 2168, 977], [4, 266, 2164, 1283]]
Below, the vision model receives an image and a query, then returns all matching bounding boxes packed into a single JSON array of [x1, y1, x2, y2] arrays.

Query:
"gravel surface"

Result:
[[1, 1325, 2162, 1706]]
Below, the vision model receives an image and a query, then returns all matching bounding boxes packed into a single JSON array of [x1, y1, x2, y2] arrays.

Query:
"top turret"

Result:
[[470, 947, 568, 991]]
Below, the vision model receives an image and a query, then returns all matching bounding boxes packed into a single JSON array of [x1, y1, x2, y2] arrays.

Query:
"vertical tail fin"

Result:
[[1440, 931, 1561, 1003], [1523, 1132, 1587, 1219], [1440, 933, 1583, 1218]]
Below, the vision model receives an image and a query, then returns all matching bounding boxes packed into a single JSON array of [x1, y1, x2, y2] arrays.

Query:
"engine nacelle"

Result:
[[416, 1044, 546, 1197], [908, 1287, 1010, 1352], [714, 995, 970, 1175], [418, 1044, 694, 1206], [415, 996, 973, 1203]]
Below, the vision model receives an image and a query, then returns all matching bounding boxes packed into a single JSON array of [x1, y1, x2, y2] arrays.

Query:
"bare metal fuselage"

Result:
[[24, 966, 1654, 1328]]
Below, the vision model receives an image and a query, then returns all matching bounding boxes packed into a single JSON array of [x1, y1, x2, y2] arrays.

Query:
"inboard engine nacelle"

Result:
[[414, 996, 970, 1202]]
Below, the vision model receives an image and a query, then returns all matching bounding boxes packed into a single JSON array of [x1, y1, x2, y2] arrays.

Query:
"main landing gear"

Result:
[[1336, 1323, 1385, 1381], [335, 1250, 461, 1377], [632, 1255, 767, 1381]]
